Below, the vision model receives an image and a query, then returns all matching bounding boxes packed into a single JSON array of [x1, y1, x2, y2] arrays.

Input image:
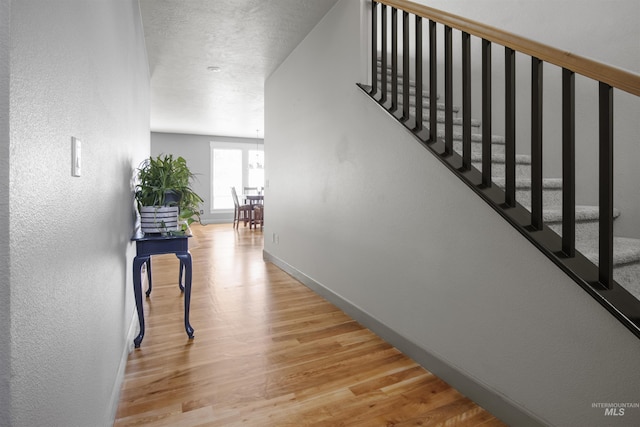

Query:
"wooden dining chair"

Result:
[[231, 187, 252, 229], [251, 204, 264, 230]]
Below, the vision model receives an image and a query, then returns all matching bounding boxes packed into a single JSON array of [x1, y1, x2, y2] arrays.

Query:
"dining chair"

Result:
[[251, 204, 264, 230], [231, 187, 252, 229]]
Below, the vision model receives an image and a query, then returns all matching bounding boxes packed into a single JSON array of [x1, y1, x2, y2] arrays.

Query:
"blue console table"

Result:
[[131, 232, 194, 347]]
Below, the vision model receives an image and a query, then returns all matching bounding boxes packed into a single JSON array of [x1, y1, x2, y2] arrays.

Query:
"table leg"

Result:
[[178, 259, 185, 292], [176, 252, 194, 339], [145, 257, 153, 297], [133, 255, 150, 348]]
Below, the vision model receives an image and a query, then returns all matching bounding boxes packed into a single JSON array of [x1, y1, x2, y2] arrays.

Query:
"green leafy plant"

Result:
[[135, 154, 204, 230]]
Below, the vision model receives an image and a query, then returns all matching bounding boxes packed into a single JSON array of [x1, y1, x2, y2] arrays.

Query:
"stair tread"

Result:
[[381, 83, 439, 98], [436, 116, 482, 127], [581, 237, 640, 266], [439, 130, 505, 144], [408, 100, 460, 112], [541, 206, 622, 222], [381, 85, 436, 97], [493, 177, 563, 189], [472, 152, 531, 164], [402, 108, 482, 126]]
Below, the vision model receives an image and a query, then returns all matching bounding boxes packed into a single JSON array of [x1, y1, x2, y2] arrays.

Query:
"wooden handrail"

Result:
[[377, 0, 640, 96]]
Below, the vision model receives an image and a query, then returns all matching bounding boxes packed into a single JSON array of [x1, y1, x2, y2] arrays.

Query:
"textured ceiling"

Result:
[[140, 0, 339, 138]]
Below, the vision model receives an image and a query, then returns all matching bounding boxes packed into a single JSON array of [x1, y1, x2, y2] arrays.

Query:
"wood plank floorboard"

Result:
[[114, 223, 506, 426]]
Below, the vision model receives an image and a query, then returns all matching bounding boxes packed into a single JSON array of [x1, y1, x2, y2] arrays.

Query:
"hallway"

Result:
[[114, 223, 505, 426]]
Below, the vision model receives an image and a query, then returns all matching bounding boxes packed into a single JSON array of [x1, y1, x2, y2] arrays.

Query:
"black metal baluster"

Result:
[[429, 20, 437, 143], [531, 57, 543, 230], [505, 47, 516, 207], [481, 39, 492, 187], [562, 68, 576, 257], [599, 82, 614, 289], [462, 32, 471, 170], [401, 11, 410, 121], [390, 7, 398, 112], [414, 15, 423, 132], [380, 4, 387, 104], [444, 25, 453, 156], [371, 1, 378, 97]]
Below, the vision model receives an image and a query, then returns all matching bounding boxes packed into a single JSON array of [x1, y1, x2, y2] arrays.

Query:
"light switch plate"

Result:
[[72, 137, 81, 177]]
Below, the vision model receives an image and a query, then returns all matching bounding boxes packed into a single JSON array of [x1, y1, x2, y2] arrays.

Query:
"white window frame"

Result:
[[209, 141, 264, 213]]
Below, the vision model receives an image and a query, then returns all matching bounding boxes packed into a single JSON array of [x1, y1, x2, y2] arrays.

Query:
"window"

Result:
[[210, 142, 264, 212], [212, 148, 242, 210], [248, 150, 265, 190]]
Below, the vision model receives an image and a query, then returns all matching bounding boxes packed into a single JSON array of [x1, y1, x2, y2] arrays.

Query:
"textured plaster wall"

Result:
[[264, 1, 640, 425], [9, 1, 149, 426], [1, 0, 11, 425]]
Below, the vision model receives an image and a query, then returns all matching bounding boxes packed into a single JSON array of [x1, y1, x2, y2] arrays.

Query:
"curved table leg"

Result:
[[133, 254, 150, 348], [145, 257, 153, 297], [176, 252, 194, 339], [178, 259, 185, 292]]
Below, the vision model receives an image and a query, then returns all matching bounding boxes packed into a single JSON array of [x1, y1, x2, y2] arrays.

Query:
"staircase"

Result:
[[377, 64, 640, 301]]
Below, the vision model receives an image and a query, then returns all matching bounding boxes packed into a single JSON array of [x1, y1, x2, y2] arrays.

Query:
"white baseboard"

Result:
[[105, 309, 138, 426]]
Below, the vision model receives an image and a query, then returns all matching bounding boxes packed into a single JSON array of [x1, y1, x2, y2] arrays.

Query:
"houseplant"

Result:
[[135, 154, 204, 234]]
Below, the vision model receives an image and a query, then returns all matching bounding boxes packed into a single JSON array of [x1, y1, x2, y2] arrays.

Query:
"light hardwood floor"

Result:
[[114, 223, 506, 426]]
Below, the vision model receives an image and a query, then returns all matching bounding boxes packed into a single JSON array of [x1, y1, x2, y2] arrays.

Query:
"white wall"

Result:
[[422, 0, 639, 73], [150, 132, 263, 224], [265, 1, 640, 425], [0, 0, 11, 425], [8, 1, 149, 425]]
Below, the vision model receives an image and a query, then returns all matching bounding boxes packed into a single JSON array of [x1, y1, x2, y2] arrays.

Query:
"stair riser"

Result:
[[375, 80, 432, 96], [380, 82, 428, 97], [402, 113, 481, 128], [614, 263, 640, 300], [578, 245, 640, 300], [436, 121, 481, 130], [412, 116, 484, 131], [524, 190, 562, 207], [473, 162, 531, 180], [453, 140, 506, 155], [397, 100, 452, 112], [548, 222, 600, 244], [376, 73, 414, 87], [509, 189, 563, 207], [423, 118, 478, 128]]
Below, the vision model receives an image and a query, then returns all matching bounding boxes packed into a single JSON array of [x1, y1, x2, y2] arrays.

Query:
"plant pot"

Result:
[[140, 206, 179, 234]]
